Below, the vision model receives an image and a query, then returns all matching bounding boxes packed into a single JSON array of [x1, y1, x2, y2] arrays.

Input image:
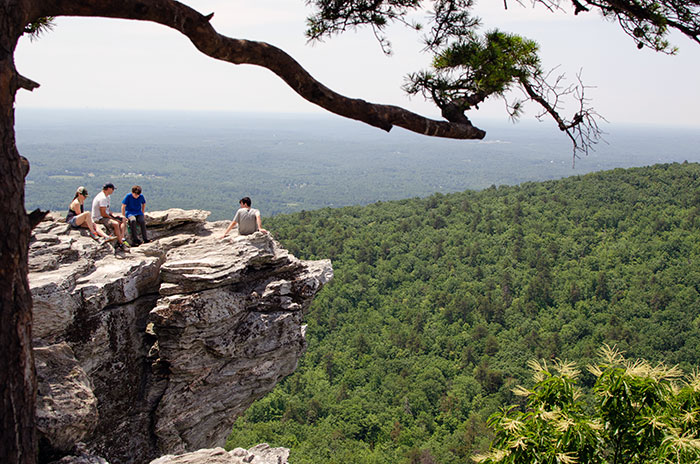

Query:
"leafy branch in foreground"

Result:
[[474, 345, 700, 464]]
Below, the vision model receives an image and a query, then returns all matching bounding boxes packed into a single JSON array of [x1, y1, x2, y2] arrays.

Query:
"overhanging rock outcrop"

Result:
[[30, 210, 332, 463]]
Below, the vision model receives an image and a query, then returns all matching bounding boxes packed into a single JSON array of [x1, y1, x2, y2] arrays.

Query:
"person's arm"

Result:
[[256, 212, 268, 234], [121, 203, 126, 217], [104, 204, 125, 222], [221, 220, 237, 238], [141, 197, 146, 214], [70, 199, 81, 216]]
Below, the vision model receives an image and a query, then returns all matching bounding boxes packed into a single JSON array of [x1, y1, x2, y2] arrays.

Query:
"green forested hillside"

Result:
[[225, 162, 700, 463]]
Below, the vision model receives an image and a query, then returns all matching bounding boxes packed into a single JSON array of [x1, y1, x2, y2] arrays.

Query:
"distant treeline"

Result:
[[17, 111, 700, 221], [225, 162, 700, 464]]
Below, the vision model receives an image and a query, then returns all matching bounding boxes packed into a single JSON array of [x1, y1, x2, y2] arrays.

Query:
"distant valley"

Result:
[[16, 109, 700, 220]]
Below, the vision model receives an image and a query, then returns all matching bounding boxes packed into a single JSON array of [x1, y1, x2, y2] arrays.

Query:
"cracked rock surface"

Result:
[[30, 210, 332, 464]]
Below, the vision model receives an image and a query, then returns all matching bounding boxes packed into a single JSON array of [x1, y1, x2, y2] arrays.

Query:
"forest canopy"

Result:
[[226, 162, 700, 463]]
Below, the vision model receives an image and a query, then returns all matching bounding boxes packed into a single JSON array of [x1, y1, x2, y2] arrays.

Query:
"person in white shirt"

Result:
[[92, 182, 128, 249]]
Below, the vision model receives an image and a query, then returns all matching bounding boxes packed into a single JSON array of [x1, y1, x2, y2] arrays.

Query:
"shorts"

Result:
[[68, 216, 80, 228], [96, 217, 113, 226]]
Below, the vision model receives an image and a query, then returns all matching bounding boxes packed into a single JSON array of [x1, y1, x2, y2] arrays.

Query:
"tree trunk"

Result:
[[0, 2, 37, 462]]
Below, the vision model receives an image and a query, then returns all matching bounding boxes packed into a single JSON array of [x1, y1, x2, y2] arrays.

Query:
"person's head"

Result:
[[103, 182, 116, 195], [131, 185, 142, 197], [74, 186, 88, 200], [239, 197, 252, 207]]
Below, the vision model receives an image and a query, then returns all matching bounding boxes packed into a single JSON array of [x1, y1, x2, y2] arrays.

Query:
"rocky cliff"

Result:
[[29, 210, 332, 463]]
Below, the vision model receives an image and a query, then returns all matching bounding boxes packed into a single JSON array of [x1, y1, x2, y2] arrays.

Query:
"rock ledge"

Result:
[[31, 209, 332, 464]]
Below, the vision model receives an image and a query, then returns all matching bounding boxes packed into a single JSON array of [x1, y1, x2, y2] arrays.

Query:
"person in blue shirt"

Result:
[[121, 185, 149, 246]]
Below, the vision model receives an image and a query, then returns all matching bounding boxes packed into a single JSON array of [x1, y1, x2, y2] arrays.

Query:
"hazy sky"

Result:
[[14, 0, 700, 129]]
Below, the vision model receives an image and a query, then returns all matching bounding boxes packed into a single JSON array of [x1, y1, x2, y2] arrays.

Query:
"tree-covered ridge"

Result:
[[226, 162, 700, 463]]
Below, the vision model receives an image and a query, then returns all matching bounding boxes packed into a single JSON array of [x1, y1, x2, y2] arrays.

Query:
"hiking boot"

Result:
[[120, 240, 131, 253]]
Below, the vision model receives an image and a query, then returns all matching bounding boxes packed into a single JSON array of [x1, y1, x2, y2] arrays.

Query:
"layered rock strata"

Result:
[[30, 210, 332, 463], [150, 444, 289, 464]]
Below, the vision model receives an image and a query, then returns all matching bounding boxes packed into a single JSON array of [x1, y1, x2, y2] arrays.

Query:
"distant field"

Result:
[[16, 109, 700, 220], [48, 175, 83, 180]]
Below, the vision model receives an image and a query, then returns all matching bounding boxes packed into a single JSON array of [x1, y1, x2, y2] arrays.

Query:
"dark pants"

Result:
[[128, 214, 148, 244]]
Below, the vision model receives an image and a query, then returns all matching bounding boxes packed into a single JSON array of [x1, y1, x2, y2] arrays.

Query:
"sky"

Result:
[[13, 0, 700, 130]]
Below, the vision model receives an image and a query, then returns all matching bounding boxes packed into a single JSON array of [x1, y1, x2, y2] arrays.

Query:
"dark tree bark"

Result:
[[1, 2, 37, 463]]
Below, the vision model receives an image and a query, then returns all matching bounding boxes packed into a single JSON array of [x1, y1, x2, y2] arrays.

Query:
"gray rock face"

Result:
[[150, 444, 289, 464], [30, 209, 332, 463], [35, 343, 98, 454], [47, 443, 110, 464]]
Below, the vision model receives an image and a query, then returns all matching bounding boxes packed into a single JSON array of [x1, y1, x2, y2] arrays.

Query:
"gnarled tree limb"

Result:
[[583, 0, 700, 46], [27, 209, 48, 229], [521, 70, 604, 159], [28, 0, 486, 140], [16, 73, 39, 91]]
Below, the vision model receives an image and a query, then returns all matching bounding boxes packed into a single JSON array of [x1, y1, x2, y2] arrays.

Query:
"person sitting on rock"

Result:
[[121, 185, 149, 247], [221, 196, 268, 237], [66, 186, 114, 241], [92, 182, 128, 250]]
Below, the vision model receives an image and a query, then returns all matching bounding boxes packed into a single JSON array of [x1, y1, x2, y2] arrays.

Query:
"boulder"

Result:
[[150, 444, 289, 464], [48, 442, 109, 464], [35, 343, 98, 454], [159, 232, 301, 295], [145, 209, 210, 229]]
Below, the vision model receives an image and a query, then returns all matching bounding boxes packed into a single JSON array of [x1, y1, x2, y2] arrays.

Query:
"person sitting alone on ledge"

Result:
[[66, 186, 114, 242], [221, 196, 268, 238]]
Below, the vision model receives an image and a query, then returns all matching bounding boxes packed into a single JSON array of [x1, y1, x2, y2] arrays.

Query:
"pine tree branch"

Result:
[[16, 73, 40, 91], [27, 209, 48, 230], [28, 0, 486, 140], [583, 0, 700, 46], [521, 70, 604, 159]]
